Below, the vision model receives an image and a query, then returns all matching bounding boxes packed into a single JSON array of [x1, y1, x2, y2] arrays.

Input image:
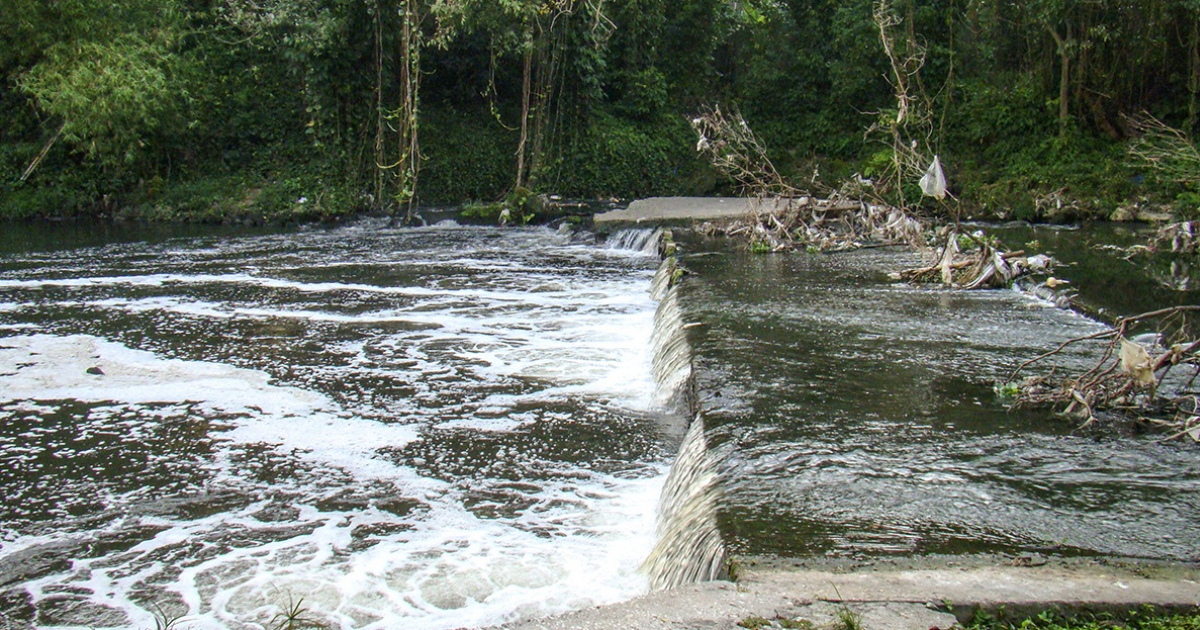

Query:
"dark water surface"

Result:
[[989, 222, 1199, 319], [677, 235, 1200, 562]]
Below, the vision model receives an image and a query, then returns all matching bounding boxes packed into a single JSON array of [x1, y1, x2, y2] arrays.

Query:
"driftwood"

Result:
[[691, 106, 928, 254], [695, 196, 926, 254], [689, 106, 1046, 289], [1002, 305, 1200, 440], [893, 229, 1054, 289]]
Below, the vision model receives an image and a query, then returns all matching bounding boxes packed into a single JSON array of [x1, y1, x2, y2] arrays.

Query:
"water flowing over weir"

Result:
[[0, 220, 692, 630], [640, 236, 729, 591]]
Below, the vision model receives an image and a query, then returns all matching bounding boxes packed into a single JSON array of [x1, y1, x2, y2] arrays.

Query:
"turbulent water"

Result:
[[0, 219, 679, 629], [678, 238, 1200, 562], [4, 217, 1197, 628]]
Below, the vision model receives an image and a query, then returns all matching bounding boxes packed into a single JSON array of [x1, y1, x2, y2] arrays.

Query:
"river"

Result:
[[676, 229, 1200, 562], [0, 218, 677, 629], [1, 217, 1197, 630]]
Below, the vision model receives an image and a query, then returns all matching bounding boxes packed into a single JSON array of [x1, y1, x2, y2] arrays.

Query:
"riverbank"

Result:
[[502, 557, 1200, 630]]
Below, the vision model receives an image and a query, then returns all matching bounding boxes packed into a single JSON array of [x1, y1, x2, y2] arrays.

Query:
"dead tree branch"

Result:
[[1002, 305, 1200, 440], [1126, 112, 1200, 185]]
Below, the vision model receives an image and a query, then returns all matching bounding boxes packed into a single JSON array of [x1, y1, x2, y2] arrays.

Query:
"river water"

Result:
[[0, 219, 677, 629], [677, 233, 1200, 562], [2, 218, 1198, 629]]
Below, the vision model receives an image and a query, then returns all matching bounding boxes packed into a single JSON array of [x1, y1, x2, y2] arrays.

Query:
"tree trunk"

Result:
[[1190, 15, 1200, 132], [396, 0, 422, 219], [1046, 23, 1070, 136], [374, 1, 384, 208], [515, 40, 533, 190]]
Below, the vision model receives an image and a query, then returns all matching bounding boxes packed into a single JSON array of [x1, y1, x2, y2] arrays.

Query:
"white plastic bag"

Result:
[[919, 155, 947, 200]]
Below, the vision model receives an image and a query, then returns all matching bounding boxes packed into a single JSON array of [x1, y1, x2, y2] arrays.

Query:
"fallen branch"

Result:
[[21, 120, 67, 182], [893, 230, 1052, 289], [1002, 305, 1200, 439]]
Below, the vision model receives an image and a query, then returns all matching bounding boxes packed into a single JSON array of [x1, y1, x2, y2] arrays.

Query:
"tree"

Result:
[[6, 0, 190, 178]]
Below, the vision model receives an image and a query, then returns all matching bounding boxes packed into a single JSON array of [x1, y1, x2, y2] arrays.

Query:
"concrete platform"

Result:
[[593, 197, 779, 226], [593, 196, 866, 229], [502, 564, 1200, 630]]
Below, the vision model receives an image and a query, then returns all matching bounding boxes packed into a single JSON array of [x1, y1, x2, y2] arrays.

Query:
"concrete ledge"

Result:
[[502, 565, 1200, 630], [594, 197, 795, 227], [594, 197, 756, 226], [593, 196, 867, 229]]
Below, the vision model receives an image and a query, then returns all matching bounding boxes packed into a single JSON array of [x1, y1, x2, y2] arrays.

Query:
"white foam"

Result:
[[0, 222, 668, 630], [0, 334, 421, 485]]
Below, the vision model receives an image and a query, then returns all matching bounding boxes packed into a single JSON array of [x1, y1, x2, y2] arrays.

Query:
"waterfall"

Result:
[[607, 228, 665, 255], [641, 415, 727, 589], [650, 289, 695, 415], [641, 235, 729, 590]]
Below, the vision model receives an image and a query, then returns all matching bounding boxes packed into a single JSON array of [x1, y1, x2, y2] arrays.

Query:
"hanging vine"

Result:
[[376, 0, 425, 219]]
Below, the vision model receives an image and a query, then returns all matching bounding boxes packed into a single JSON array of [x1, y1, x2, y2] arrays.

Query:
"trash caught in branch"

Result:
[[919, 155, 947, 200]]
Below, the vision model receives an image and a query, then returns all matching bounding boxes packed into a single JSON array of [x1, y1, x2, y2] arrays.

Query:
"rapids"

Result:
[[0, 219, 679, 629]]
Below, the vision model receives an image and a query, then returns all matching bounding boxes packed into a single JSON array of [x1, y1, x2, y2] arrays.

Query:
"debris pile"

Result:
[[893, 229, 1054, 289], [1002, 306, 1200, 440]]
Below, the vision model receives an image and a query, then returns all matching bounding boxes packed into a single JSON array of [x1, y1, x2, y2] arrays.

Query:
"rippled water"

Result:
[[0, 219, 675, 629], [677, 238, 1200, 562]]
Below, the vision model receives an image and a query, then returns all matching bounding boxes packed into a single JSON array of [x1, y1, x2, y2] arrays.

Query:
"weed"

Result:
[[269, 592, 328, 630], [964, 607, 1200, 630], [150, 602, 188, 630], [828, 585, 862, 630], [994, 381, 1021, 399], [738, 615, 774, 629], [831, 604, 863, 630]]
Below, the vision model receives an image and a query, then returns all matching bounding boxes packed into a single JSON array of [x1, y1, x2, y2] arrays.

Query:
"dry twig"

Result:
[[1003, 305, 1200, 439]]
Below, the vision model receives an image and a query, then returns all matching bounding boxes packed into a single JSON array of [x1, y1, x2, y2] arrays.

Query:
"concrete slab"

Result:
[[744, 566, 1200, 609], [501, 565, 1200, 630], [594, 197, 777, 226], [592, 196, 867, 228]]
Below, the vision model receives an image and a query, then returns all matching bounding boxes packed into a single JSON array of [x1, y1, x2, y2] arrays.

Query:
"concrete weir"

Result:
[[593, 196, 862, 228], [595, 197, 761, 226]]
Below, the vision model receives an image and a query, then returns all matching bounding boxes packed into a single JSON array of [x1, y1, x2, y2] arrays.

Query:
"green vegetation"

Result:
[[4, 0, 1200, 222], [143, 592, 330, 630], [965, 608, 1200, 630], [150, 602, 187, 630]]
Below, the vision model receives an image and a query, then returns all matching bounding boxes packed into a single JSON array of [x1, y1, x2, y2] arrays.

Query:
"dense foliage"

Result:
[[3, 0, 1200, 222]]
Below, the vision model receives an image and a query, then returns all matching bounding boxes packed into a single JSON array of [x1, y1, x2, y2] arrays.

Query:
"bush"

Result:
[[540, 111, 706, 198], [419, 106, 518, 205]]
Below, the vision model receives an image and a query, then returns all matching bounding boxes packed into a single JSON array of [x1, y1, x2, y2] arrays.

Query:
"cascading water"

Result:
[[0, 220, 680, 630], [605, 228, 664, 256], [639, 234, 729, 591], [640, 416, 727, 590]]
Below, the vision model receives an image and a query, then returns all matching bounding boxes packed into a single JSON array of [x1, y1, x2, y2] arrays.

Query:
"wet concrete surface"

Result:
[[503, 560, 1200, 630]]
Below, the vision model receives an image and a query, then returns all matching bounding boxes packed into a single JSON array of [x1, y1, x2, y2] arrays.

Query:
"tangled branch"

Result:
[[864, 0, 938, 209], [1003, 306, 1200, 440], [691, 105, 799, 199], [893, 228, 1054, 289], [1126, 112, 1200, 185]]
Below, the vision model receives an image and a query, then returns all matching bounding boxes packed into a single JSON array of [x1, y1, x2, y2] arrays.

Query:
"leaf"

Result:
[[1119, 338, 1156, 388]]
